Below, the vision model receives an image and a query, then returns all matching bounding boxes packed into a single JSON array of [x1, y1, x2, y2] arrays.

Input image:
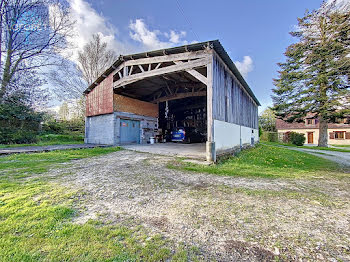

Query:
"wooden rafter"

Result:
[[137, 82, 206, 102], [155, 62, 162, 70], [113, 57, 209, 88], [152, 91, 206, 103], [123, 51, 209, 67], [173, 61, 207, 85], [111, 51, 211, 88], [138, 65, 145, 72]]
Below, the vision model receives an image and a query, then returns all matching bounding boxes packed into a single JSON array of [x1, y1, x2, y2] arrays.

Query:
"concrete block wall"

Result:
[[85, 113, 116, 145], [85, 112, 158, 145]]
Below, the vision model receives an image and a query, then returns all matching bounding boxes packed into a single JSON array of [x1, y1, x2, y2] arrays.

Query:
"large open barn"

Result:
[[84, 40, 260, 161]]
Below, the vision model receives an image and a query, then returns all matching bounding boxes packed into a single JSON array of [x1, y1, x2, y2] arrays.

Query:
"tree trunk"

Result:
[[0, 36, 13, 100], [0, 0, 3, 72], [318, 116, 328, 147], [0, 49, 12, 99]]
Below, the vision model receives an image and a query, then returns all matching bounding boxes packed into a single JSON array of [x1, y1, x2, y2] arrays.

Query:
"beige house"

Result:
[[276, 116, 350, 145]]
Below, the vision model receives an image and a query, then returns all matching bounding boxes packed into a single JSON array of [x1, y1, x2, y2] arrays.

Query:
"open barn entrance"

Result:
[[113, 67, 207, 159], [158, 96, 207, 143]]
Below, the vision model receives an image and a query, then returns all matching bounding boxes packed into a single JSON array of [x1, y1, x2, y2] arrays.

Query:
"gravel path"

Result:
[[44, 150, 350, 261]]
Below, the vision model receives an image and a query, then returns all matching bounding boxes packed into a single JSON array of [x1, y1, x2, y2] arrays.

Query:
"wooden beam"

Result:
[[207, 53, 214, 143], [115, 91, 139, 99], [186, 69, 207, 85], [166, 84, 173, 95], [114, 58, 209, 88], [152, 91, 206, 103], [129, 65, 134, 75], [123, 51, 210, 67], [162, 75, 180, 83], [123, 66, 128, 77], [138, 65, 145, 72], [155, 62, 162, 70], [206, 52, 215, 162], [112, 64, 124, 77], [174, 61, 207, 85], [110, 51, 208, 84], [142, 83, 202, 102]]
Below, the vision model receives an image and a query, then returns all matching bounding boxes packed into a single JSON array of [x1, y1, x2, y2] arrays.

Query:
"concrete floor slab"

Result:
[[123, 142, 206, 160]]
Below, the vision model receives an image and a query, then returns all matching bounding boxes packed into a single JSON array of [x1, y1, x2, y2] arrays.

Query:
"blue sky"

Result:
[[67, 0, 325, 111]]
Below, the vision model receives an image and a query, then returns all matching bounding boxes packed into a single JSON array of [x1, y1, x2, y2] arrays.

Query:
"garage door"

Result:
[[120, 119, 140, 144]]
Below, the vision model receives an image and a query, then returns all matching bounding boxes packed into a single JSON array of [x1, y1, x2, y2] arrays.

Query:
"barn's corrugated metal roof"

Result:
[[84, 40, 260, 106]]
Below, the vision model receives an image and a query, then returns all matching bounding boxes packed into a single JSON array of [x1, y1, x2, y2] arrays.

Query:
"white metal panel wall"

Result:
[[214, 120, 259, 152], [214, 120, 241, 151]]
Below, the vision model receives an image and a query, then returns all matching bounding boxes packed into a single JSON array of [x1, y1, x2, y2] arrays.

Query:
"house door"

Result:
[[307, 132, 313, 144], [120, 119, 140, 144]]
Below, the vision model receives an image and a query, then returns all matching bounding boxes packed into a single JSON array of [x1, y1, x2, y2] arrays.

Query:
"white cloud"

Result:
[[66, 1, 192, 61], [169, 30, 187, 44], [234, 56, 253, 78], [129, 19, 188, 50], [63, 0, 194, 63], [66, 0, 131, 61]]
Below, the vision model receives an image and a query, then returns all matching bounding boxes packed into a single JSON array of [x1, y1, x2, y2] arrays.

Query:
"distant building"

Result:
[[276, 115, 350, 145]]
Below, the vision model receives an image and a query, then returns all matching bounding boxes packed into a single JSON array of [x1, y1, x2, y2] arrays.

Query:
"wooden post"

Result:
[[123, 66, 128, 77], [206, 51, 216, 162]]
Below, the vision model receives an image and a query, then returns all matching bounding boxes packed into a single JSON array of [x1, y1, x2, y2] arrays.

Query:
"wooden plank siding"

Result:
[[212, 52, 258, 129], [86, 74, 114, 117]]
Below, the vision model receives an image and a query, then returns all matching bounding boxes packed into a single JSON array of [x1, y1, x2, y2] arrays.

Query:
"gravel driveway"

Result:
[[45, 150, 350, 261]]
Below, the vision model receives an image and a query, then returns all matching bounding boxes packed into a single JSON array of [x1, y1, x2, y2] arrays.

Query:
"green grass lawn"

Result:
[[0, 134, 84, 148], [0, 148, 195, 261], [262, 141, 350, 153], [331, 144, 350, 149], [170, 144, 347, 179], [0, 147, 121, 178]]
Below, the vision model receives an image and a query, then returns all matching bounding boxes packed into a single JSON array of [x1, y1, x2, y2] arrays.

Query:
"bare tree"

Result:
[[48, 58, 87, 100], [77, 33, 117, 84], [48, 33, 117, 102], [0, 0, 7, 69], [0, 0, 73, 101]]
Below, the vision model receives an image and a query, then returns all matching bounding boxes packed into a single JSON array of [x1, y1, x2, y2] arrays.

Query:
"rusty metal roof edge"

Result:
[[83, 40, 260, 106]]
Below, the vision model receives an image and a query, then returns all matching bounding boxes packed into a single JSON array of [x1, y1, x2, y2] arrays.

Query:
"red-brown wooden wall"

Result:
[[85, 74, 114, 116]]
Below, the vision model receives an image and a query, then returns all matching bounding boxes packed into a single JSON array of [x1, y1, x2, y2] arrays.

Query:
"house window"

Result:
[[335, 131, 345, 139], [306, 119, 313, 125]]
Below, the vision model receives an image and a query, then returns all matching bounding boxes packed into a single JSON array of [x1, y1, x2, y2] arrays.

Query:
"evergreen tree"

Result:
[[272, 2, 350, 146]]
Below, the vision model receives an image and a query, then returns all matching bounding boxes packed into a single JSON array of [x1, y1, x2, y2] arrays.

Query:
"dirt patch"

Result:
[[40, 150, 350, 261], [224, 240, 278, 262]]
